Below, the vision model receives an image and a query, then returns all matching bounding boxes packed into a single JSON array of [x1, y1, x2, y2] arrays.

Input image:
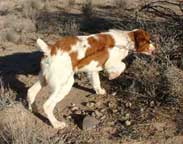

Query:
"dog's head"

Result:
[[129, 29, 155, 55]]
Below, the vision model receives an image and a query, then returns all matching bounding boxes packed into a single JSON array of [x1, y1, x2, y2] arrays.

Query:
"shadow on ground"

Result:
[[0, 51, 43, 102], [0, 51, 95, 105]]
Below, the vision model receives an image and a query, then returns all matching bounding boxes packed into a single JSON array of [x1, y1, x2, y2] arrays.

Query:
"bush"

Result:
[[82, 0, 94, 18]]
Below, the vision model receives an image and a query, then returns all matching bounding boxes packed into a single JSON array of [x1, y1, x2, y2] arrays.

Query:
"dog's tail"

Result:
[[37, 38, 50, 55]]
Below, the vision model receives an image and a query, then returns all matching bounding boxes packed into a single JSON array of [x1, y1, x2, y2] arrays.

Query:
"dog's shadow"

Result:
[[0, 51, 96, 104], [0, 52, 42, 102]]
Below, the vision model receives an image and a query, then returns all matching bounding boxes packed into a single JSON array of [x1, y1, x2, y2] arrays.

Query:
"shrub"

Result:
[[82, 0, 94, 18]]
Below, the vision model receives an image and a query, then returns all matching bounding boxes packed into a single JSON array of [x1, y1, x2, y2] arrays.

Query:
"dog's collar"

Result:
[[115, 45, 134, 51]]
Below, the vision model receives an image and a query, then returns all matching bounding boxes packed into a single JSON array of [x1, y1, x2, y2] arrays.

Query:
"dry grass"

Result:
[[0, 103, 65, 144], [81, 0, 94, 18], [0, 78, 16, 109], [164, 66, 183, 109]]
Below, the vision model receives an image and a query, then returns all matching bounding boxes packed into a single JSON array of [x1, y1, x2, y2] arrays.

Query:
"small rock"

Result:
[[125, 113, 130, 119], [95, 110, 103, 118], [100, 115, 106, 120], [111, 92, 117, 96], [6, 29, 20, 43], [125, 102, 132, 108], [108, 102, 114, 108], [121, 113, 130, 121], [71, 106, 79, 112], [82, 116, 99, 130], [86, 101, 95, 107], [140, 108, 144, 112], [91, 112, 96, 117], [125, 120, 131, 126], [100, 108, 106, 113], [66, 115, 72, 120], [112, 109, 118, 113], [150, 101, 155, 107], [71, 103, 76, 107]]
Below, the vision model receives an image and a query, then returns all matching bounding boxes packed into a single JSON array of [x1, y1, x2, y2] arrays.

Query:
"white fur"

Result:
[[37, 38, 50, 55], [87, 71, 106, 95], [79, 60, 102, 72], [27, 29, 154, 129], [27, 81, 42, 111]]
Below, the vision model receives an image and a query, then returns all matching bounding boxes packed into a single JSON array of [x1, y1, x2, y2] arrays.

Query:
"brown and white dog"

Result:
[[27, 29, 155, 129]]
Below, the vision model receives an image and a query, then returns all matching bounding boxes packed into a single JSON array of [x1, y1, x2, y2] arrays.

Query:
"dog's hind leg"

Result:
[[43, 75, 74, 129], [27, 73, 46, 111]]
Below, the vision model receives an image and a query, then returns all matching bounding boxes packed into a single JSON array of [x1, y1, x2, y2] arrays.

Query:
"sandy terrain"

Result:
[[0, 0, 183, 143]]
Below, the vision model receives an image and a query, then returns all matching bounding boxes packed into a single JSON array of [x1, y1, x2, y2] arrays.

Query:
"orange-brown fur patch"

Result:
[[128, 32, 135, 42], [86, 34, 114, 57], [48, 34, 115, 70], [70, 52, 78, 68], [129, 29, 151, 53], [76, 49, 109, 69], [74, 34, 114, 70], [49, 36, 80, 55]]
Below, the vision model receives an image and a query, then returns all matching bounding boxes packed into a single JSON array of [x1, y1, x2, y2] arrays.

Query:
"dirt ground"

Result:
[[0, 0, 183, 144]]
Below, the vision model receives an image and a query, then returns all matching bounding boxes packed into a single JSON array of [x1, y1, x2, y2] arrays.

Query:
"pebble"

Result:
[[111, 92, 117, 96], [150, 101, 155, 107], [91, 112, 96, 117], [95, 110, 103, 118], [86, 101, 95, 108], [121, 113, 130, 121], [100, 108, 106, 113], [112, 109, 118, 113], [125, 102, 132, 108], [71, 106, 79, 111], [125, 120, 131, 126], [140, 108, 144, 112], [66, 115, 72, 120], [108, 102, 114, 108], [125, 113, 130, 119], [82, 116, 99, 130], [100, 115, 106, 120], [71, 103, 76, 107]]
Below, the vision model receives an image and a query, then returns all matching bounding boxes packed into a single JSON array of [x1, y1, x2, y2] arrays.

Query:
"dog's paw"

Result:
[[28, 104, 32, 112], [108, 72, 121, 80], [96, 88, 106, 95], [52, 121, 67, 129]]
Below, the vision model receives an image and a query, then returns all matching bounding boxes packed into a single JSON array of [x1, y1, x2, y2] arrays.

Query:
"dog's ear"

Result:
[[133, 29, 150, 52], [37, 38, 50, 55]]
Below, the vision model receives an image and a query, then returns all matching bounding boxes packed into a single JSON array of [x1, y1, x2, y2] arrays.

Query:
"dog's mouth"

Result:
[[142, 43, 156, 55], [142, 49, 154, 55]]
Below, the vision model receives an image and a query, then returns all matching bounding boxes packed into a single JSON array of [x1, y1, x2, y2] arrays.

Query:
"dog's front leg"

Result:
[[87, 71, 106, 95], [105, 47, 127, 80], [106, 62, 126, 80], [43, 75, 74, 129]]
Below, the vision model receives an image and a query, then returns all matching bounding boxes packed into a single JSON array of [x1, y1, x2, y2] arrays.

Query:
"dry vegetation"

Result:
[[0, 0, 183, 143]]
